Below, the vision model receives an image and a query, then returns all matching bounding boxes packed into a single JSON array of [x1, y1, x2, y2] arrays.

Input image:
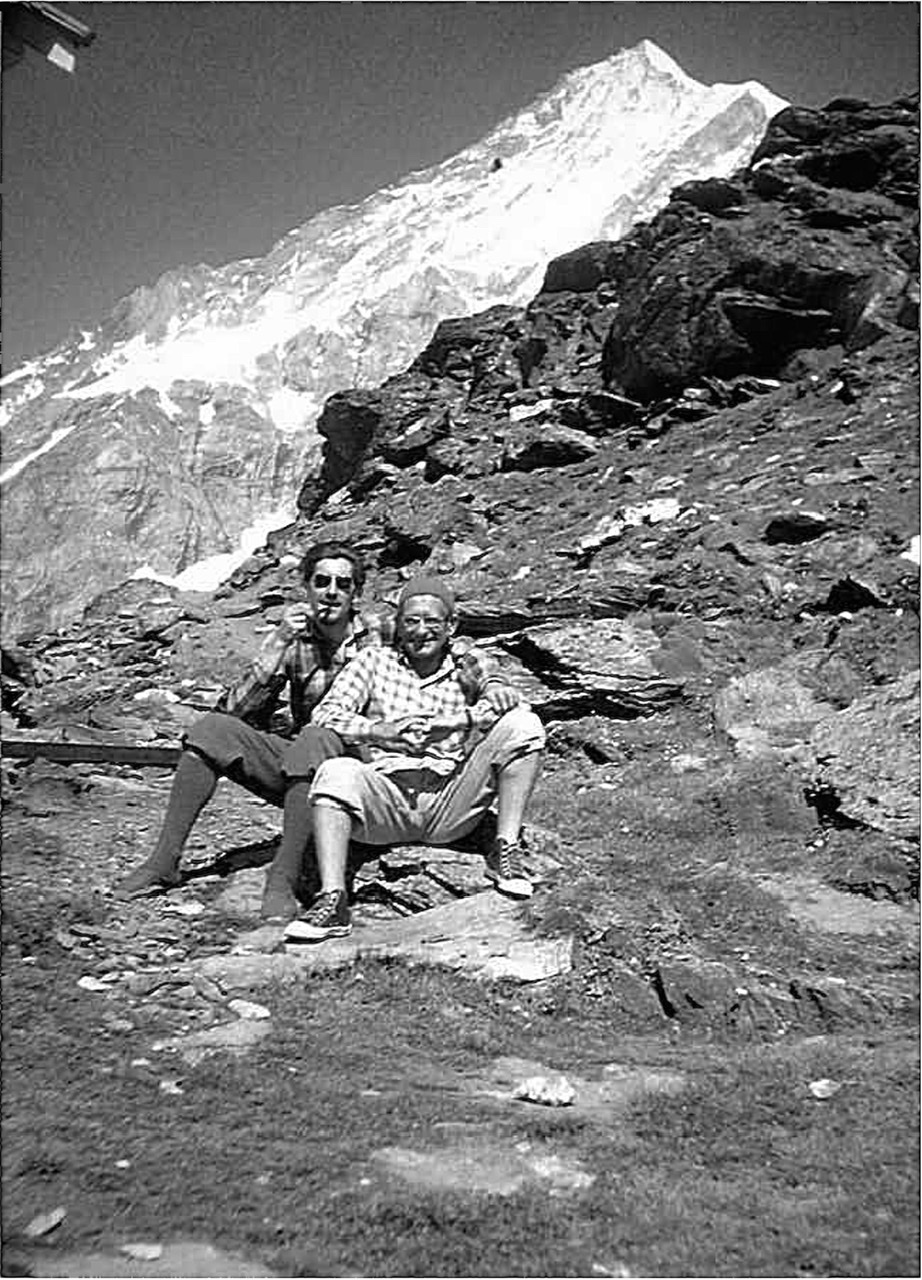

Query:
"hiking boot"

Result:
[[484, 838, 533, 899], [259, 874, 300, 924], [113, 859, 182, 901], [283, 890, 352, 943]]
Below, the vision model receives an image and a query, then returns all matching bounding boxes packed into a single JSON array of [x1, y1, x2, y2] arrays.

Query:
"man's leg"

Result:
[[495, 748, 543, 845], [422, 707, 546, 898], [488, 746, 543, 897], [282, 799, 355, 940], [114, 712, 289, 900], [285, 758, 422, 942], [260, 726, 347, 922], [113, 750, 219, 898], [314, 799, 355, 893]]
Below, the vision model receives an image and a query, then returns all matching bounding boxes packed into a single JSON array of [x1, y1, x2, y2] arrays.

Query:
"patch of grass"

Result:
[[583, 1034, 921, 1277], [3, 954, 918, 1277]]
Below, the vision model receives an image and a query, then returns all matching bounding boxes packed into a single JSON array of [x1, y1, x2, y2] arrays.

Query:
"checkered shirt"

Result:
[[216, 611, 385, 736], [312, 641, 506, 774]]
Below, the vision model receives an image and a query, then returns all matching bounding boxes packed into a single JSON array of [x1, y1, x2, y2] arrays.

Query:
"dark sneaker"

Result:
[[484, 838, 533, 899], [113, 860, 181, 901], [259, 875, 300, 924], [283, 890, 352, 943]]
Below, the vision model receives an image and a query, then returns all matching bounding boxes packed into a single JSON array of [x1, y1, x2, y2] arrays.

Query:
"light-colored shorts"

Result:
[[309, 707, 545, 845]]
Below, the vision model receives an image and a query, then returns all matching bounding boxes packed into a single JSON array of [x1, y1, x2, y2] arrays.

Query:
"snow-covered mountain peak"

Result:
[[634, 38, 692, 81], [34, 41, 784, 414], [2, 40, 789, 633]]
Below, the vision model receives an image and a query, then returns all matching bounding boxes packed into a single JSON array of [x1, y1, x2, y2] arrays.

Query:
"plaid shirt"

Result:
[[216, 611, 386, 736], [312, 640, 511, 775]]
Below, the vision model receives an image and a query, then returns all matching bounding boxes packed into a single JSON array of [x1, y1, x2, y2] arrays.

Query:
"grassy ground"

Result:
[[2, 717, 919, 1277], [2, 946, 918, 1277]]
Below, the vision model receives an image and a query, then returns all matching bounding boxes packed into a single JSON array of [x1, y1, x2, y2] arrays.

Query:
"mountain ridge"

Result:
[[1, 40, 787, 636]]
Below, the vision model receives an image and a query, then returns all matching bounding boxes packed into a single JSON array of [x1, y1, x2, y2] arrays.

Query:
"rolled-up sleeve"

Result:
[[215, 629, 292, 725]]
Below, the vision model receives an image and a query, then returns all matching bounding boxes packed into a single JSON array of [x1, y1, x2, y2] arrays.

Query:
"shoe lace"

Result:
[[307, 890, 341, 923], [496, 841, 524, 879]]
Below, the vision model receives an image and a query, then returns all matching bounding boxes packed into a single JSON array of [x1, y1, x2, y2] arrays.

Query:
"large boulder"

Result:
[[599, 96, 918, 400], [601, 207, 912, 398], [713, 661, 838, 760], [540, 242, 628, 294], [497, 618, 684, 718], [809, 670, 920, 838], [750, 99, 919, 204]]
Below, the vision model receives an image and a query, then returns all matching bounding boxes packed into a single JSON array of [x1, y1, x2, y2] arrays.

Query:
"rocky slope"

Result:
[[2, 92, 919, 1034], [0, 40, 787, 637]]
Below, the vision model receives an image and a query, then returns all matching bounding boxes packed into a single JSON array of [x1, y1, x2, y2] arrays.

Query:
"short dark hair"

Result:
[[299, 541, 366, 593]]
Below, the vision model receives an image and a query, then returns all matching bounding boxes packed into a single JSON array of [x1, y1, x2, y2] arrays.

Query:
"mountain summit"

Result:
[[1, 41, 786, 636]]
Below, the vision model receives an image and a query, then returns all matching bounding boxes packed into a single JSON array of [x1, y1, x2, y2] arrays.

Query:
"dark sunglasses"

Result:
[[311, 572, 355, 591]]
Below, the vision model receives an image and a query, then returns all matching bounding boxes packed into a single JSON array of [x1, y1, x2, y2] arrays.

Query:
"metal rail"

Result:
[[3, 740, 182, 767]]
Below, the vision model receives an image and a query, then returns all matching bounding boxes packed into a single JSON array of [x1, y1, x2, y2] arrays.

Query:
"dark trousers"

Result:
[[183, 713, 347, 806]]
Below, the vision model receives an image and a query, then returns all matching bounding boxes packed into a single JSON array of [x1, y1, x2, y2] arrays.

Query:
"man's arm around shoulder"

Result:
[[456, 642, 523, 718], [311, 647, 381, 738]]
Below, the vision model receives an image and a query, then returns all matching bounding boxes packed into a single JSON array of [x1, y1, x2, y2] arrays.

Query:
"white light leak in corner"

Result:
[[46, 41, 76, 73], [130, 505, 295, 593]]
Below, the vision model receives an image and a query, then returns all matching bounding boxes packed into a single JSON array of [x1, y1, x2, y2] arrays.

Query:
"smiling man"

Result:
[[284, 574, 546, 943], [113, 541, 384, 922]]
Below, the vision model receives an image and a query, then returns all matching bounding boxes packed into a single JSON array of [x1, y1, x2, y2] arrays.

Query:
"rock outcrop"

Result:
[[809, 670, 920, 837]]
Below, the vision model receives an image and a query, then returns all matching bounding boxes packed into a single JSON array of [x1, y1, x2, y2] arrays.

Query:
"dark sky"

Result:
[[2, 2, 918, 370]]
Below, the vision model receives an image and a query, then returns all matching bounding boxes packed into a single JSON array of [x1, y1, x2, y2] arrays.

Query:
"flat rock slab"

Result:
[[212, 867, 267, 917], [211, 841, 561, 919], [194, 891, 573, 990], [757, 873, 920, 939], [373, 1138, 595, 1196], [29, 1240, 276, 1277], [159, 1017, 271, 1066]]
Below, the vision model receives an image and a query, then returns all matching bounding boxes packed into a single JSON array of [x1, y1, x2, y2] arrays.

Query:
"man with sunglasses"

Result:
[[114, 541, 384, 922], [283, 574, 546, 943]]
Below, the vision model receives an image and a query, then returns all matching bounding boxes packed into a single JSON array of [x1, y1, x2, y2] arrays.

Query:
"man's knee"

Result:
[[283, 725, 345, 779], [489, 706, 546, 754], [311, 756, 366, 802], [183, 711, 245, 766]]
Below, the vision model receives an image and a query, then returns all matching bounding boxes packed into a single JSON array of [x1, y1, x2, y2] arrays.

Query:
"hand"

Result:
[[366, 718, 430, 752], [483, 683, 519, 715], [279, 604, 310, 639]]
